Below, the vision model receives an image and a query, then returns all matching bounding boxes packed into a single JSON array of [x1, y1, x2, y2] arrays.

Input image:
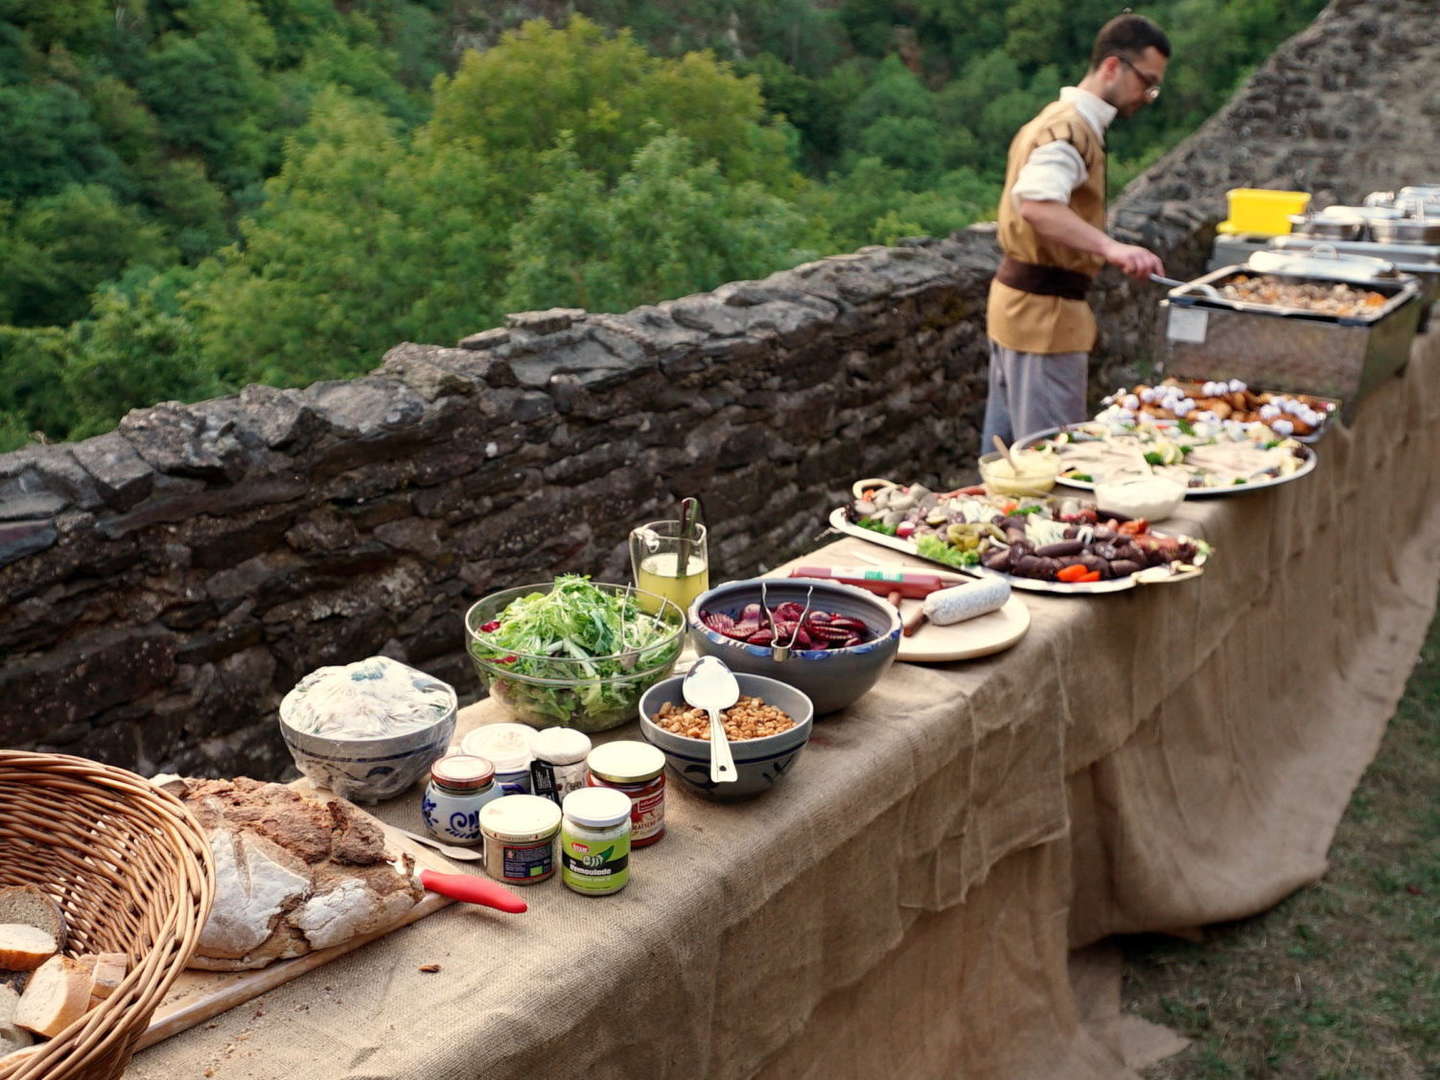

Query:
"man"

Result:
[[982, 14, 1170, 450]]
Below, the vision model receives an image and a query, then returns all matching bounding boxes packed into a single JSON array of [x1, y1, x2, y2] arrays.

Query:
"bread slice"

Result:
[[0, 925, 57, 972], [13, 956, 91, 1038], [87, 953, 128, 1005], [0, 985, 34, 1060], [0, 887, 66, 953]]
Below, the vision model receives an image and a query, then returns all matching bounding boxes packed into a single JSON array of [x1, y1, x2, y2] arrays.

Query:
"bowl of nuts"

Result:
[[638, 672, 814, 802]]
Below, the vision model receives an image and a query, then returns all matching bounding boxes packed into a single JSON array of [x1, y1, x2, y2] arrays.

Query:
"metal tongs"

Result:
[[1149, 273, 1222, 300], [761, 581, 813, 662]]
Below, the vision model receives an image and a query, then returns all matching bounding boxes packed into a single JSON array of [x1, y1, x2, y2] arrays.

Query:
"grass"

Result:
[[1122, 589, 1440, 1079]]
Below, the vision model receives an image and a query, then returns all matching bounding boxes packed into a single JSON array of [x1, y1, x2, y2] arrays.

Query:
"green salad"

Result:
[[468, 575, 683, 732]]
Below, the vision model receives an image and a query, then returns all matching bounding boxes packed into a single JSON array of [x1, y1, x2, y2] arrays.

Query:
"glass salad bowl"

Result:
[[464, 578, 686, 733]]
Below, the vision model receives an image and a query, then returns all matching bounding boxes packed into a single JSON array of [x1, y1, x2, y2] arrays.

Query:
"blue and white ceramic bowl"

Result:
[[278, 692, 457, 805], [687, 578, 902, 715], [639, 673, 814, 802]]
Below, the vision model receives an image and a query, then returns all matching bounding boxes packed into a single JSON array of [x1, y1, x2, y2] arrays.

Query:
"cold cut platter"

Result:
[[1014, 378, 1323, 496], [832, 480, 1210, 596]]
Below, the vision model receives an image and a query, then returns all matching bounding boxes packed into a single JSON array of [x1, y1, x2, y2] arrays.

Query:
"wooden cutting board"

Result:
[[137, 809, 464, 1050]]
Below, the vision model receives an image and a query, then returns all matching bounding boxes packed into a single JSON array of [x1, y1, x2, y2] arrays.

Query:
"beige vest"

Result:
[[987, 99, 1108, 354]]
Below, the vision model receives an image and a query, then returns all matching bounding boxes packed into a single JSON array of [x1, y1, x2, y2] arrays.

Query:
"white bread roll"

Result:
[[0, 985, 34, 1059], [13, 956, 91, 1038], [0, 925, 58, 972], [87, 953, 128, 1005]]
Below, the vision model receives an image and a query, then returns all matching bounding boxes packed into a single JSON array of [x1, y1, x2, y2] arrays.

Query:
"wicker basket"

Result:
[[0, 752, 214, 1080]]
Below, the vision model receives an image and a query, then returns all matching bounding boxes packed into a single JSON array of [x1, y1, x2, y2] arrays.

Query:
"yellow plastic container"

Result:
[[1223, 188, 1311, 236]]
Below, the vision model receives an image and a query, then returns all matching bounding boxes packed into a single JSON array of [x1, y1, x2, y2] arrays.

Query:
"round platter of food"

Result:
[[1015, 422, 1317, 496], [831, 482, 1210, 595]]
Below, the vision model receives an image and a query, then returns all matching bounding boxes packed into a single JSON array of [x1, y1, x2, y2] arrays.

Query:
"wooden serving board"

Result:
[[760, 562, 1031, 663], [893, 594, 1031, 663], [137, 809, 463, 1051]]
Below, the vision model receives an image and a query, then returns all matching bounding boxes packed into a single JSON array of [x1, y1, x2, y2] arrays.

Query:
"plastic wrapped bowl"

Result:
[[465, 582, 685, 733]]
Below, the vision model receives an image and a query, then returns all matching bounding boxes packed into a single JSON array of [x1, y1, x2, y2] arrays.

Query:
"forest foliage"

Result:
[[0, 0, 1326, 450]]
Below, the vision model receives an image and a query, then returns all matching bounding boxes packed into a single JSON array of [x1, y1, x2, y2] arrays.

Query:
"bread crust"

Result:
[[173, 778, 423, 971]]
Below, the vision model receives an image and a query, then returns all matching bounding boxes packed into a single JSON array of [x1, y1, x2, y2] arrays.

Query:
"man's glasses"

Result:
[[1117, 56, 1162, 101]]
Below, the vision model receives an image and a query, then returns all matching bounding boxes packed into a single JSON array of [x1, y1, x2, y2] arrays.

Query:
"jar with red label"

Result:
[[585, 741, 666, 847]]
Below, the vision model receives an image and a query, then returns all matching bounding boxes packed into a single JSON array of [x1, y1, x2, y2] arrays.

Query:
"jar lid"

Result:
[[480, 794, 562, 841], [531, 727, 592, 766], [485, 746, 533, 773], [586, 740, 665, 783], [461, 723, 536, 760], [562, 787, 632, 828], [430, 753, 494, 790]]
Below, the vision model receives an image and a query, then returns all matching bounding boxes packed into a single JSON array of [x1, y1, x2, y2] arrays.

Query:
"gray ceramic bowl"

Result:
[[278, 702, 457, 804], [687, 578, 902, 715], [638, 672, 814, 802]]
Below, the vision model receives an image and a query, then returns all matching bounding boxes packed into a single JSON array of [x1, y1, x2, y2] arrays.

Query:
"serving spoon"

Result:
[[683, 656, 739, 783]]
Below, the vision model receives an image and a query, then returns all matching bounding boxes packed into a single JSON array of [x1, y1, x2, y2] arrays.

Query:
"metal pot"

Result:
[[1369, 216, 1440, 245], [1288, 213, 1364, 241]]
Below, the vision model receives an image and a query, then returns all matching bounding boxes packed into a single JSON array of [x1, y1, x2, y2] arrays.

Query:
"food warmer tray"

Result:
[[1158, 263, 1424, 421], [826, 508, 1203, 595]]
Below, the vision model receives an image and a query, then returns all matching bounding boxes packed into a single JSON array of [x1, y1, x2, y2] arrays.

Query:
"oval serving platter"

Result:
[[826, 508, 1204, 595], [1014, 424, 1318, 497]]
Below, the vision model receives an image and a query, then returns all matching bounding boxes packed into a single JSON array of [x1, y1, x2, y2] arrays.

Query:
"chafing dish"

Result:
[[1157, 251, 1424, 420]]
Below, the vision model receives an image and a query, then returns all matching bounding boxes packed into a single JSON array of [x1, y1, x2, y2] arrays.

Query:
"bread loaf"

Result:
[[13, 956, 90, 1038], [174, 778, 424, 971], [0, 887, 66, 954], [0, 925, 57, 972], [87, 954, 127, 1005], [0, 985, 33, 1060]]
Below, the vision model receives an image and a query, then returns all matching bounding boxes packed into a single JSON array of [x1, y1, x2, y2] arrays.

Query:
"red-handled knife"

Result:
[[416, 868, 528, 913]]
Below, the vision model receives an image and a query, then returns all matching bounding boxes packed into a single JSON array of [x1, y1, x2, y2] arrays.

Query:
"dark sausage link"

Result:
[[1036, 539, 1084, 558]]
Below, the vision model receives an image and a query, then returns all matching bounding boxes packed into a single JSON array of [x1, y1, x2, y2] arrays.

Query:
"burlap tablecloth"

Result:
[[129, 331, 1440, 1080]]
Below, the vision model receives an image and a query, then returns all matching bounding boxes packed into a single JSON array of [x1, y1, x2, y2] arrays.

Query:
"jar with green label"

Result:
[[560, 787, 631, 897]]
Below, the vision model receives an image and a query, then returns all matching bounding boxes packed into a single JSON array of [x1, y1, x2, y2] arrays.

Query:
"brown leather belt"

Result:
[[995, 255, 1092, 301]]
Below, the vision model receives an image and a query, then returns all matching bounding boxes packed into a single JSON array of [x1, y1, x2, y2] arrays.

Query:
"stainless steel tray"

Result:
[[1159, 264, 1424, 419]]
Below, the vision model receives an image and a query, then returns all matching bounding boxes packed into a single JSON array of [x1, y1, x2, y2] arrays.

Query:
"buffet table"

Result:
[[128, 330, 1440, 1080]]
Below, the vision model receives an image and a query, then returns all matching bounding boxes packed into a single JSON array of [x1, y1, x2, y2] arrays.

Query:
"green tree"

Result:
[[503, 133, 816, 314], [428, 16, 798, 197], [187, 90, 507, 387], [0, 184, 173, 327]]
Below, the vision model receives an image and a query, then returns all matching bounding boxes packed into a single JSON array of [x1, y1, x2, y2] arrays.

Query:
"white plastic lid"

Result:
[[480, 794, 562, 841], [531, 727, 592, 766], [562, 787, 632, 828], [485, 747, 533, 774], [586, 740, 664, 783], [461, 723, 535, 766]]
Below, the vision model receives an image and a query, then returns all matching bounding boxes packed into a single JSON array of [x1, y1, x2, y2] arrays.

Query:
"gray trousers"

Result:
[[980, 340, 1089, 451]]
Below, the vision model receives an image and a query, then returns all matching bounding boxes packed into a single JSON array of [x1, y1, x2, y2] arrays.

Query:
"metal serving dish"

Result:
[[1158, 256, 1424, 420], [1369, 215, 1440, 246], [1288, 211, 1365, 241], [1270, 235, 1440, 329]]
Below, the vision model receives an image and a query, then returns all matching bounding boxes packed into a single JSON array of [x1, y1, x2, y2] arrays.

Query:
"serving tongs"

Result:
[[761, 580, 813, 662], [1149, 273, 1223, 300]]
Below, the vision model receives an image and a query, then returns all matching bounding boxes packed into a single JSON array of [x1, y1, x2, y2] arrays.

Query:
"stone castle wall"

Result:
[[2, 0, 1436, 778]]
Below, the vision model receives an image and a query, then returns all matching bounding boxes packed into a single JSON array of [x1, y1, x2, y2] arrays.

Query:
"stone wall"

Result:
[[2, 0, 1437, 779]]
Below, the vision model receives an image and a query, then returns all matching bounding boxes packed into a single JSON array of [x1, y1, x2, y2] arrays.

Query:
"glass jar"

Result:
[[422, 754, 503, 846], [561, 787, 632, 896], [461, 724, 535, 795], [530, 727, 593, 806], [480, 795, 563, 885], [585, 740, 666, 848]]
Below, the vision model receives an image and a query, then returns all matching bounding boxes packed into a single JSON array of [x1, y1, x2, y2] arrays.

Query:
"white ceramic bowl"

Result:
[[1093, 476, 1188, 520]]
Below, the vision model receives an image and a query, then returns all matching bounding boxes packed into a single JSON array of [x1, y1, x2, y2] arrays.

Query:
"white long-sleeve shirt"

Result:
[[1009, 87, 1116, 207]]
